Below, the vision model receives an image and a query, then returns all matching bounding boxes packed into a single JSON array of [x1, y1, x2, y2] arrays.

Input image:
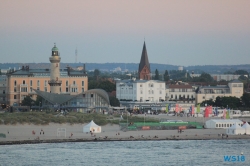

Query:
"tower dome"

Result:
[[51, 43, 59, 56]]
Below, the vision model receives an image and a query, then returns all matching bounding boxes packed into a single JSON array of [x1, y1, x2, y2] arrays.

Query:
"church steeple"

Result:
[[138, 41, 151, 80]]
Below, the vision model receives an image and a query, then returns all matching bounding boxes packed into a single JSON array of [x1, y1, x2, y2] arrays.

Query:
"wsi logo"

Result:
[[224, 154, 245, 162]]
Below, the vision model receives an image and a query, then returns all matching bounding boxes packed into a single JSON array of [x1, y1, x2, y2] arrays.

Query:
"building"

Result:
[[116, 79, 165, 102], [165, 84, 196, 104], [0, 75, 7, 108], [196, 80, 244, 104], [5, 44, 87, 106], [192, 74, 242, 81], [5, 44, 111, 112], [138, 42, 151, 80]]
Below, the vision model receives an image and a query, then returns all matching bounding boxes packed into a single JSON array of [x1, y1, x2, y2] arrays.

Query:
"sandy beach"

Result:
[[1, 119, 250, 145]]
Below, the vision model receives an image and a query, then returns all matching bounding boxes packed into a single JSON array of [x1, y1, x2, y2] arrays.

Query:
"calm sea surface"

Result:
[[0, 140, 249, 166]]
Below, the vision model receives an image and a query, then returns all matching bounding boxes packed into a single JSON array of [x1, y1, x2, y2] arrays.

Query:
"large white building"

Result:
[[116, 79, 165, 102]]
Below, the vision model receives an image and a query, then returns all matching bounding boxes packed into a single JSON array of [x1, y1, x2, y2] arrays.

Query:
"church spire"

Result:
[[138, 41, 151, 80]]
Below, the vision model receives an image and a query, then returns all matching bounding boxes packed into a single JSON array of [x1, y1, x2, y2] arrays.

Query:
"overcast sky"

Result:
[[0, 0, 250, 66]]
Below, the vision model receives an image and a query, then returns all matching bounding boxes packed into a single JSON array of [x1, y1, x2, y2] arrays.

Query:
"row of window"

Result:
[[14, 80, 85, 86], [14, 87, 85, 93], [216, 123, 242, 128], [170, 94, 194, 99]]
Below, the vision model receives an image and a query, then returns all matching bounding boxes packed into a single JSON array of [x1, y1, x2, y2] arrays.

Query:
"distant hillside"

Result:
[[0, 63, 249, 74]]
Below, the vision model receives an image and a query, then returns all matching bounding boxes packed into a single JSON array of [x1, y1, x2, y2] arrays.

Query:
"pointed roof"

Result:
[[242, 122, 250, 129], [138, 41, 150, 72]]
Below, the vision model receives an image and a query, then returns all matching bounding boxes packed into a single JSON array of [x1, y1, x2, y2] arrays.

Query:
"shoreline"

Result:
[[1, 137, 250, 146]]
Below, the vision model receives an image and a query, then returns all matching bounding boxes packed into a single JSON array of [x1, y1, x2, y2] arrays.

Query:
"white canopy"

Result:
[[226, 123, 245, 135], [83, 120, 101, 133], [242, 122, 250, 135]]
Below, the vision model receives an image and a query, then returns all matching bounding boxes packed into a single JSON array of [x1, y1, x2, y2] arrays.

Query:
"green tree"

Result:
[[34, 96, 43, 106], [214, 96, 222, 107], [163, 70, 170, 81], [88, 80, 116, 93], [94, 69, 100, 80], [21, 96, 34, 107], [199, 72, 214, 82], [241, 93, 250, 108], [154, 69, 160, 80], [109, 96, 120, 106]]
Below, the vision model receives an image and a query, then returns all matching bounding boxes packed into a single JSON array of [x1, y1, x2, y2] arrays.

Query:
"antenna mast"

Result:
[[75, 47, 77, 63]]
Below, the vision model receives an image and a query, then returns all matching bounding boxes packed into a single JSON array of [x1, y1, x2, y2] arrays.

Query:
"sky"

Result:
[[0, 0, 250, 66]]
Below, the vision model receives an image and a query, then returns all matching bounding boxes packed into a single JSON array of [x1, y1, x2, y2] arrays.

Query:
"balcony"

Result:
[[48, 80, 62, 84]]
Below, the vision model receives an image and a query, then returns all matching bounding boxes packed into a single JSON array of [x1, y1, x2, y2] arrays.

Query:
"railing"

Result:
[[48, 80, 62, 84]]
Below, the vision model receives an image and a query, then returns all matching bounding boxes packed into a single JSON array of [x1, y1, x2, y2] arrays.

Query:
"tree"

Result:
[[21, 96, 34, 107], [34, 95, 43, 106], [235, 70, 249, 76], [214, 96, 222, 107], [163, 70, 170, 81], [88, 80, 116, 93], [241, 93, 250, 108], [109, 96, 120, 106], [199, 72, 214, 82], [154, 69, 160, 80], [94, 69, 100, 80]]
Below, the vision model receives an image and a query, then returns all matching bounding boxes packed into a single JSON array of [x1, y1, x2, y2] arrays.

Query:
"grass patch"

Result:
[[0, 112, 154, 125]]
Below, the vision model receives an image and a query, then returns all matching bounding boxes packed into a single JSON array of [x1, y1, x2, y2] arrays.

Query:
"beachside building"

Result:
[[196, 80, 243, 104], [165, 84, 196, 104], [5, 44, 110, 111], [116, 79, 165, 102]]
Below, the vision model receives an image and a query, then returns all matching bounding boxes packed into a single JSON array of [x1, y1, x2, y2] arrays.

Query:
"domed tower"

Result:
[[48, 43, 62, 94]]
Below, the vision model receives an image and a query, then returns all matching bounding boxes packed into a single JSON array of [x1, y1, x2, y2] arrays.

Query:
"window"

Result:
[[3, 90, 5, 94], [159, 90, 162, 94], [216, 124, 218, 127], [227, 124, 229, 127], [60, 87, 61, 92], [44, 80, 47, 86], [83, 94, 85, 98], [66, 88, 68, 92], [14, 95, 17, 99], [140, 84, 142, 87], [21, 87, 27, 92], [82, 88, 84, 92], [66, 81, 68, 86], [82, 81, 84, 86], [91, 94, 94, 97], [37, 87, 40, 90], [45, 87, 47, 92], [23, 80, 25, 84], [171, 94, 173, 99], [14, 80, 17, 86], [73, 81, 76, 85], [14, 87, 17, 92], [30, 80, 32, 86], [219, 124, 221, 127], [30, 88, 32, 92], [37, 80, 40, 86], [152, 90, 154, 94], [140, 90, 143, 94]]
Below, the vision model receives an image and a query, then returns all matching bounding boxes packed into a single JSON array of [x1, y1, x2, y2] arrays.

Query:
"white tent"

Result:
[[242, 122, 250, 135], [83, 120, 101, 133], [226, 123, 245, 135], [205, 119, 243, 129]]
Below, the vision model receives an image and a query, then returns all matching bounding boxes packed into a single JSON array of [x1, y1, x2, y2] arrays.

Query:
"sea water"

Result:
[[0, 140, 249, 166]]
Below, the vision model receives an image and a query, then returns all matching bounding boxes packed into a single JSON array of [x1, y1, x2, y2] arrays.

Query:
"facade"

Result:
[[138, 42, 151, 80], [205, 119, 243, 129], [6, 44, 88, 106], [165, 84, 196, 104], [116, 79, 165, 102], [192, 74, 242, 81], [196, 80, 244, 104], [0, 75, 7, 107]]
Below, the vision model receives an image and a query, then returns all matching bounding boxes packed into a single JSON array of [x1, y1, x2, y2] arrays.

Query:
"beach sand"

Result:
[[1, 121, 250, 145]]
